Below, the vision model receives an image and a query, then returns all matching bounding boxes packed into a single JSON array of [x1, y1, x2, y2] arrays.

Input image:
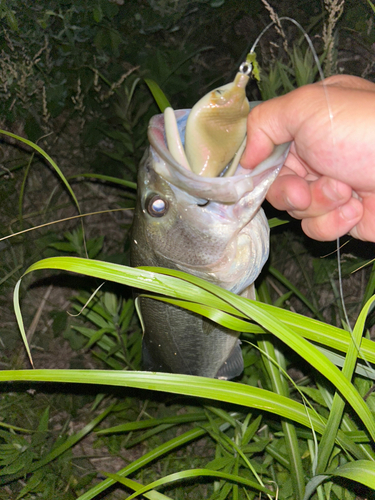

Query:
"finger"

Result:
[[349, 195, 375, 242], [241, 95, 294, 169], [301, 198, 363, 241], [288, 177, 353, 219], [318, 75, 375, 92], [242, 84, 327, 170], [266, 173, 311, 212]]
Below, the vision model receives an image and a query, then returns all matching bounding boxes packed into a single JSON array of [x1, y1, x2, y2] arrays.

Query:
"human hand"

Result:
[[241, 75, 375, 242]]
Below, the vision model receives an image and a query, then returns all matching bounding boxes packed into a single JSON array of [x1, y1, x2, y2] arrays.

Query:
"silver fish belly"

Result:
[[130, 105, 289, 379]]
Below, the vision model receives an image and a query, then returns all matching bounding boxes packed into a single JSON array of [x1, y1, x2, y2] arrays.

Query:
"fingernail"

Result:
[[322, 179, 344, 201], [340, 203, 361, 221], [284, 196, 296, 210]]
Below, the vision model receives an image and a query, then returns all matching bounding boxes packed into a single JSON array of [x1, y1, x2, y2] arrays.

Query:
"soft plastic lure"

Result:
[[164, 63, 252, 177]]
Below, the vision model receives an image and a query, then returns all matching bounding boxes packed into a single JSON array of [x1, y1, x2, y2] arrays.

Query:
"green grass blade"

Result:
[[366, 0, 375, 14], [13, 280, 33, 366], [144, 79, 171, 112], [68, 172, 137, 190], [142, 266, 375, 362], [20, 256, 375, 364], [0, 369, 326, 435], [107, 468, 275, 499], [269, 266, 324, 321], [316, 295, 375, 473], [331, 460, 375, 489], [259, 339, 305, 500], [0, 129, 81, 211], [76, 420, 229, 500], [361, 260, 375, 309], [101, 474, 173, 499], [2, 369, 369, 461], [144, 267, 375, 441], [15, 257, 375, 440], [251, 305, 375, 365], [221, 296, 375, 442], [96, 412, 206, 435], [257, 280, 305, 499], [21, 257, 240, 316], [303, 475, 328, 500], [139, 294, 255, 331], [268, 217, 289, 229]]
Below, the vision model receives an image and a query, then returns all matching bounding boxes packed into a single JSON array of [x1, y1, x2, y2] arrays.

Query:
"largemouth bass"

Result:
[[130, 101, 289, 379]]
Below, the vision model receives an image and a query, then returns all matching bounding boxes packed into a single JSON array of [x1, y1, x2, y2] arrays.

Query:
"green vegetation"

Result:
[[1, 1, 375, 499]]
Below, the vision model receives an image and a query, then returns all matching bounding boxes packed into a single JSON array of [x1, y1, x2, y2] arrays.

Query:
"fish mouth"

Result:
[[148, 105, 290, 204]]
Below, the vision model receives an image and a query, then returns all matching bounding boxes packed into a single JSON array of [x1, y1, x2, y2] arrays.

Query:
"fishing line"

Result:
[[246, 17, 375, 463], [248, 17, 356, 335]]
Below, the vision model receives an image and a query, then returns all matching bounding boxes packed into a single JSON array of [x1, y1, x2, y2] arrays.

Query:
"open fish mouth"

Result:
[[148, 105, 290, 204]]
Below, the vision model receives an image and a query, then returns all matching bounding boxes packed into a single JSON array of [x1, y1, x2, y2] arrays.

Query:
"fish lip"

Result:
[[148, 106, 290, 204]]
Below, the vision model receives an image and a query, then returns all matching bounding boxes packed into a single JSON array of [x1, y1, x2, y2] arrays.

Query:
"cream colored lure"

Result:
[[184, 71, 250, 177], [164, 70, 250, 177]]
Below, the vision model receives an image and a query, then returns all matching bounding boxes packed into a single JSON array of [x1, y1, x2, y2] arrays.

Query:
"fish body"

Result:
[[130, 105, 289, 379]]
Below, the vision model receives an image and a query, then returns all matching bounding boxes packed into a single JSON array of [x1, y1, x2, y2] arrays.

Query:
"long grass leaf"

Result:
[[19, 256, 375, 365], [0, 129, 81, 210], [76, 421, 228, 500], [331, 459, 375, 489], [0, 368, 368, 462], [144, 79, 171, 112], [15, 258, 375, 440], [96, 412, 206, 435], [20, 257, 240, 316], [107, 468, 275, 499], [68, 173, 137, 190], [0, 369, 326, 434], [13, 280, 33, 366], [100, 474, 173, 499], [316, 295, 375, 473], [147, 267, 375, 440], [258, 338, 305, 500], [269, 266, 324, 320]]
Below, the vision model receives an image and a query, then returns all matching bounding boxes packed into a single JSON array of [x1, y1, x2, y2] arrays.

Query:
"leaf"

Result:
[[366, 0, 375, 14], [93, 6, 103, 23], [0, 130, 81, 212], [331, 460, 375, 489], [101, 474, 173, 499], [96, 412, 206, 435], [13, 257, 375, 441], [303, 475, 328, 500], [68, 173, 137, 190], [144, 79, 171, 112], [105, 468, 274, 499], [268, 217, 289, 229]]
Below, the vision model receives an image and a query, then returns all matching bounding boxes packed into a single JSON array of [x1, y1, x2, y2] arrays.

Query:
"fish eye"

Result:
[[147, 195, 168, 217]]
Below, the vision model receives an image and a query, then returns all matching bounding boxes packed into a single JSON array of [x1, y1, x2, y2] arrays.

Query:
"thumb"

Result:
[[241, 86, 318, 169]]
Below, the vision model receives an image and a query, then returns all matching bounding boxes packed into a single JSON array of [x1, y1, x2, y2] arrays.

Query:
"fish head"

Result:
[[131, 106, 290, 294]]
